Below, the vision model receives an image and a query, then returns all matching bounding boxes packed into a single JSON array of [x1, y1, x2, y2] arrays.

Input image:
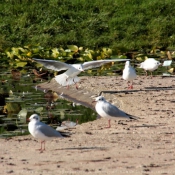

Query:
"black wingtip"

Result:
[[129, 115, 139, 120], [60, 132, 71, 137], [126, 113, 140, 120]]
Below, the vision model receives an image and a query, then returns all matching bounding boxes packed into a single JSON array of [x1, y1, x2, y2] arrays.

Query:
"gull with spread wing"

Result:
[[33, 58, 129, 89]]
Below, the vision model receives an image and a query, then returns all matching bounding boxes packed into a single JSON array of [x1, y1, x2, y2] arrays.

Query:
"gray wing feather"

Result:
[[33, 58, 72, 72], [82, 59, 130, 70], [102, 102, 130, 118], [103, 102, 139, 120], [38, 123, 63, 137]]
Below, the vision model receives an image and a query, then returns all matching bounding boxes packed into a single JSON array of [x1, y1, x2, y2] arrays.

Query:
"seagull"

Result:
[[56, 119, 78, 131], [139, 58, 161, 78], [28, 114, 63, 151], [93, 96, 138, 128], [33, 58, 129, 89], [122, 61, 137, 89]]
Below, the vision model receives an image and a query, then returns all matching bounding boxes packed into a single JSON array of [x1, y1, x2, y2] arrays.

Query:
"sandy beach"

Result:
[[1, 75, 175, 175]]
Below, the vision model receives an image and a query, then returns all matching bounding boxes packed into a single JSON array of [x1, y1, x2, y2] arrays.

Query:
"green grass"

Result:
[[1, 0, 175, 51]]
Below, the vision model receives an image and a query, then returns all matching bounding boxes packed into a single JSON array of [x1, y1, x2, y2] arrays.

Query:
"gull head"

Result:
[[73, 64, 84, 72], [95, 96, 106, 102], [156, 61, 161, 66], [152, 61, 162, 69], [29, 114, 40, 122], [125, 61, 130, 67]]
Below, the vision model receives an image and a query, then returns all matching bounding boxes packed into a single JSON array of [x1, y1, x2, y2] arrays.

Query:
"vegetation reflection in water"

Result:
[[0, 67, 96, 138]]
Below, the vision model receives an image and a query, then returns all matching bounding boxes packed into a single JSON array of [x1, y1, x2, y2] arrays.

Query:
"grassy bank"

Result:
[[1, 0, 175, 51]]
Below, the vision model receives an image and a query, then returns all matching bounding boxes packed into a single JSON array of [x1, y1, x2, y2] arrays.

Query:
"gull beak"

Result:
[[26, 118, 30, 122], [92, 100, 96, 104]]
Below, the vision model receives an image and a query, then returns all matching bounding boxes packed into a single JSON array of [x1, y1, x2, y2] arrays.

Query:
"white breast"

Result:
[[28, 121, 52, 141], [123, 67, 136, 81], [95, 102, 111, 118]]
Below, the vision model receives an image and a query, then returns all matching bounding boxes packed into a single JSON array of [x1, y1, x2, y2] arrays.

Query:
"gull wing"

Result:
[[33, 58, 72, 72], [102, 101, 138, 119], [38, 123, 63, 138], [82, 59, 130, 70], [102, 101, 129, 118]]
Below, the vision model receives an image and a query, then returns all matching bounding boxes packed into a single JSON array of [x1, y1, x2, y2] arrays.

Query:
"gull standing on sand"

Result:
[[33, 58, 129, 89], [139, 58, 161, 78], [122, 61, 137, 89], [28, 114, 63, 151], [93, 96, 138, 128]]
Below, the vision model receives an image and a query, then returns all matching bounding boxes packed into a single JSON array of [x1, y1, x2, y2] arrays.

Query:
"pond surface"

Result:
[[0, 67, 96, 138]]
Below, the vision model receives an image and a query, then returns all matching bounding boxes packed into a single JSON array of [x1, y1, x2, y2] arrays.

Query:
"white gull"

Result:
[[93, 96, 138, 128], [139, 58, 161, 77], [28, 114, 63, 151], [122, 61, 137, 89]]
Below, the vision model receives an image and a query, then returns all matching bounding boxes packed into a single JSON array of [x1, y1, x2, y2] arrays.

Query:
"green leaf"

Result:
[[67, 45, 78, 52], [15, 62, 27, 68], [51, 48, 60, 58]]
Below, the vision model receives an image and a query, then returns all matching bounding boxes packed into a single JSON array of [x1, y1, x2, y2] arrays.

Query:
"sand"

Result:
[[1, 75, 175, 175]]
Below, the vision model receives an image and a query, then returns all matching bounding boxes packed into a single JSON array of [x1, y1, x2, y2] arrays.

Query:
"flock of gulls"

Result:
[[28, 57, 162, 151]]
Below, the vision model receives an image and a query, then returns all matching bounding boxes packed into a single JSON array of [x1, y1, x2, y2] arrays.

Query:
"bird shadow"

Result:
[[130, 124, 158, 128], [54, 146, 107, 151], [99, 86, 175, 95]]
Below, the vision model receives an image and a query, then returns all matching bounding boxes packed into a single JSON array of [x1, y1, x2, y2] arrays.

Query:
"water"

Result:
[[0, 67, 96, 138]]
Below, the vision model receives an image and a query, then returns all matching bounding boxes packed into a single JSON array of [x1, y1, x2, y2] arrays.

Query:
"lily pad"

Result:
[[35, 107, 44, 113], [17, 108, 28, 120]]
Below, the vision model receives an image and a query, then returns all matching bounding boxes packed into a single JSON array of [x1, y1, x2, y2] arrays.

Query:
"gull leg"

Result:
[[127, 81, 130, 89], [43, 141, 46, 151], [75, 83, 78, 90], [127, 81, 133, 89], [66, 78, 70, 89], [37, 140, 45, 151], [105, 119, 111, 128], [73, 78, 79, 90], [127, 81, 131, 89], [145, 70, 148, 77], [130, 81, 133, 89]]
